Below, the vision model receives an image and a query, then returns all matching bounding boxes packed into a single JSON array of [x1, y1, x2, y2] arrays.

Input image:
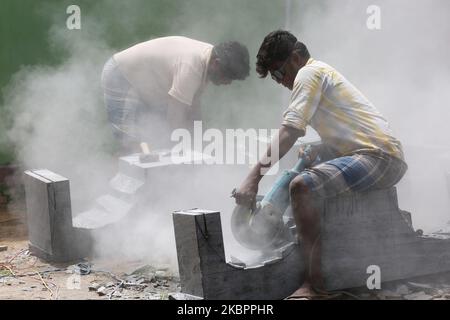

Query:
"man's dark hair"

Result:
[[214, 41, 250, 80], [256, 30, 310, 78]]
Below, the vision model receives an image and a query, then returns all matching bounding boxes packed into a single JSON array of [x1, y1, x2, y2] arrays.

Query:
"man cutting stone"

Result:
[[101, 36, 250, 154], [233, 30, 408, 300]]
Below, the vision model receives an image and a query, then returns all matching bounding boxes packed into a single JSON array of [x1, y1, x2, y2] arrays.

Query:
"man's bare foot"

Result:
[[285, 282, 320, 300], [285, 282, 339, 300]]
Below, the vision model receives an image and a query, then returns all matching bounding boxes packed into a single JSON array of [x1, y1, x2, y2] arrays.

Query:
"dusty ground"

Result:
[[0, 205, 180, 300], [3, 203, 450, 300]]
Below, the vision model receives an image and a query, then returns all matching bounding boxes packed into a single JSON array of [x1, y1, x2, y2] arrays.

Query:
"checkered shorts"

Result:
[[101, 57, 168, 150], [299, 150, 407, 199]]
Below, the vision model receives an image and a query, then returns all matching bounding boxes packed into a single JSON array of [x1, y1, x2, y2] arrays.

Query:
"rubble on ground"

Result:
[[80, 264, 180, 300], [343, 272, 450, 300], [0, 243, 180, 300], [4, 242, 450, 300]]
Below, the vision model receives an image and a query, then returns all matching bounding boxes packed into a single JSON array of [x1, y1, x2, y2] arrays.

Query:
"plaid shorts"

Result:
[[299, 149, 408, 199], [101, 57, 168, 151]]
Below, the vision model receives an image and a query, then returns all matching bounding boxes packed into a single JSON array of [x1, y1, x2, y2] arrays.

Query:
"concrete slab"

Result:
[[24, 170, 90, 262], [109, 173, 144, 195], [173, 188, 450, 300]]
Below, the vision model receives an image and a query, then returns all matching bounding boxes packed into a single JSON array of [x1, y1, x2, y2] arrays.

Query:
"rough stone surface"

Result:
[[24, 170, 90, 262], [173, 188, 450, 300]]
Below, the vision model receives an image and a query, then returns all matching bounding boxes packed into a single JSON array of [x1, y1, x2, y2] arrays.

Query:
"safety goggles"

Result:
[[270, 54, 291, 82]]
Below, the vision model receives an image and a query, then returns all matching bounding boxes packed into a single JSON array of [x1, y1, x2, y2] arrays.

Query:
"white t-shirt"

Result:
[[114, 36, 213, 109]]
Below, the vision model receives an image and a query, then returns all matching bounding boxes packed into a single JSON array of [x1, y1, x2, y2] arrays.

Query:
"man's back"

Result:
[[283, 58, 405, 161], [114, 36, 213, 107]]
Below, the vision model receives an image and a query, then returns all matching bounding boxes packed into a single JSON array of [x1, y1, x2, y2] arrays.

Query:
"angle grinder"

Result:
[[231, 145, 314, 250]]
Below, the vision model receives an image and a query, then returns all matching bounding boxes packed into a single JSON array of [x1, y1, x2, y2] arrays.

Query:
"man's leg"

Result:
[[102, 57, 141, 156], [288, 176, 324, 297], [285, 152, 403, 299]]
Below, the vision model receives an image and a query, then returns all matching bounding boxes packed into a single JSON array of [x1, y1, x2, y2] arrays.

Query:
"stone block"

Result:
[[24, 169, 90, 262], [173, 188, 450, 300]]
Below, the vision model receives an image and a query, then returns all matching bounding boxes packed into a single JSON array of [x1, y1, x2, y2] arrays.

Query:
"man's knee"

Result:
[[289, 175, 311, 199]]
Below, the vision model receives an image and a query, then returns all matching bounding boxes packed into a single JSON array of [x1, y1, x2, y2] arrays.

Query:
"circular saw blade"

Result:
[[231, 201, 285, 250]]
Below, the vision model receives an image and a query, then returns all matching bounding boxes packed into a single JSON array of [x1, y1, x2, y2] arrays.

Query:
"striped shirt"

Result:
[[282, 58, 405, 161]]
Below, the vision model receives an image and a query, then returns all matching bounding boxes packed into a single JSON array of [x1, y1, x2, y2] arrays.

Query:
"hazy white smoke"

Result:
[[4, 25, 115, 212], [2, 1, 278, 269], [2, 5, 184, 268], [3, 1, 450, 273]]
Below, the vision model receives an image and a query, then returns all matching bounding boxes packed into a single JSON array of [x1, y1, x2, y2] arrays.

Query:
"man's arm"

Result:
[[168, 62, 204, 129], [190, 94, 202, 122], [234, 125, 304, 208], [167, 96, 194, 132]]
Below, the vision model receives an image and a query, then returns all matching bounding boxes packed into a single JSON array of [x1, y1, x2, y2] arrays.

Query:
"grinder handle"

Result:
[[292, 144, 313, 173]]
